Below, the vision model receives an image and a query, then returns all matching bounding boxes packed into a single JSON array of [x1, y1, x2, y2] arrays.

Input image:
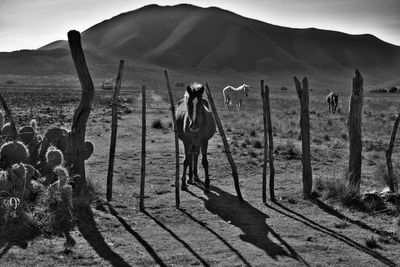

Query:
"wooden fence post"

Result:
[[140, 85, 147, 210], [0, 94, 20, 141], [294, 76, 312, 199], [66, 30, 95, 195], [106, 60, 125, 202], [386, 112, 400, 192], [265, 85, 276, 202], [260, 80, 267, 203], [348, 69, 363, 193], [164, 70, 180, 208], [205, 83, 244, 203]]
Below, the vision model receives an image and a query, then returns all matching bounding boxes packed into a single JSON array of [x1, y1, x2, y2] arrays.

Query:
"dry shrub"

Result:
[[274, 140, 301, 160], [331, 139, 346, 149], [365, 236, 380, 249], [252, 140, 262, 149], [374, 161, 400, 188], [334, 220, 350, 229], [313, 177, 349, 200], [151, 119, 164, 129]]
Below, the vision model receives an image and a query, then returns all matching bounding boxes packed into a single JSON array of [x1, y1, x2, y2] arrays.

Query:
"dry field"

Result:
[[1, 72, 400, 267]]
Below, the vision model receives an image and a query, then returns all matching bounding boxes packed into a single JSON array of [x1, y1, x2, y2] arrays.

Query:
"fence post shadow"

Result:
[[141, 209, 210, 266], [266, 201, 396, 267], [311, 198, 398, 239], [106, 205, 166, 267], [187, 183, 309, 266], [74, 204, 132, 267]]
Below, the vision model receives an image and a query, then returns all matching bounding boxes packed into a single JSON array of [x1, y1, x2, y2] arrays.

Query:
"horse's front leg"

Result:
[[181, 143, 192, 190], [192, 145, 201, 183], [201, 141, 210, 193]]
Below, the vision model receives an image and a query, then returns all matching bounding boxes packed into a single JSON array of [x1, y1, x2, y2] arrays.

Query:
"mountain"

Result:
[[2, 4, 400, 84]]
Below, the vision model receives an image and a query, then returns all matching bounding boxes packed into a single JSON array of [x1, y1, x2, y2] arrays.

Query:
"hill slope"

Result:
[[2, 4, 400, 83]]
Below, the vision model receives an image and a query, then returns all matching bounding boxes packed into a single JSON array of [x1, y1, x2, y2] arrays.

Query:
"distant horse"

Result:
[[326, 92, 339, 114], [176, 82, 216, 192], [222, 84, 250, 111]]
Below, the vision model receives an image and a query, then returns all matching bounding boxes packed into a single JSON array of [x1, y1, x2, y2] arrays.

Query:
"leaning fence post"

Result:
[[348, 69, 363, 193], [106, 60, 125, 202], [386, 111, 400, 192], [164, 70, 180, 208], [294, 76, 312, 199], [205, 83, 244, 203], [265, 85, 276, 202], [140, 85, 147, 210], [260, 80, 268, 203]]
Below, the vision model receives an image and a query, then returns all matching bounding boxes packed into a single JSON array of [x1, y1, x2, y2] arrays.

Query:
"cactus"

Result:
[[7, 163, 33, 200], [1, 123, 12, 141], [45, 146, 64, 168], [0, 170, 10, 195], [30, 119, 37, 132], [83, 141, 94, 160], [19, 126, 35, 146], [54, 166, 69, 185], [0, 141, 29, 169], [39, 127, 68, 162], [49, 166, 72, 209]]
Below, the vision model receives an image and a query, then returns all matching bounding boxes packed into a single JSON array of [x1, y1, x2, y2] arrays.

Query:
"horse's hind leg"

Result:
[[201, 141, 210, 193], [192, 145, 201, 183]]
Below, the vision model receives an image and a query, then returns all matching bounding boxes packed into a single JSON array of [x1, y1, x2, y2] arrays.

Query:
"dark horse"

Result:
[[326, 92, 339, 114], [176, 82, 216, 192]]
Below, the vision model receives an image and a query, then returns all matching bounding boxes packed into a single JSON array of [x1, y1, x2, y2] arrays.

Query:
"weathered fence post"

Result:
[[386, 112, 400, 192], [348, 69, 363, 193], [106, 60, 125, 202], [261, 80, 268, 203], [66, 30, 95, 195], [294, 76, 312, 199], [265, 85, 276, 202], [205, 83, 244, 203], [140, 85, 147, 210], [0, 94, 20, 141], [164, 70, 180, 208]]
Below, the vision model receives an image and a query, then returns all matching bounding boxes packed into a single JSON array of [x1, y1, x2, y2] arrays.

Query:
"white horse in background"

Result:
[[222, 84, 250, 111]]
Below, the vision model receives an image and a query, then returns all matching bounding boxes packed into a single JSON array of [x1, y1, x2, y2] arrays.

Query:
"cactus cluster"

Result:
[[0, 119, 91, 199]]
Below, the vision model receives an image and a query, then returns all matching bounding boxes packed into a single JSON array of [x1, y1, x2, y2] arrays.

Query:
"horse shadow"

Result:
[[187, 183, 308, 265]]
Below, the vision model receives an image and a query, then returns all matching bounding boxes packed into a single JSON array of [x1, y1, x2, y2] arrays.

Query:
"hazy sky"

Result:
[[0, 0, 399, 52]]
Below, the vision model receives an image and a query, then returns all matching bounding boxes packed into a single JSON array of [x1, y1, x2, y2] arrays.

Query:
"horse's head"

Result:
[[243, 84, 250, 97], [185, 82, 205, 132]]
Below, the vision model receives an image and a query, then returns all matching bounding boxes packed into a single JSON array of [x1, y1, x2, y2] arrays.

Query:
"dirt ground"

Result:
[[1, 82, 400, 267]]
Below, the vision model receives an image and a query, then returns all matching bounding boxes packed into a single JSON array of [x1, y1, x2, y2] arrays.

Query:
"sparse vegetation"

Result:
[[151, 118, 164, 129]]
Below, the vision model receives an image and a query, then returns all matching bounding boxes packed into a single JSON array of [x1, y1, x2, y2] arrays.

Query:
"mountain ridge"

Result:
[[1, 4, 399, 84]]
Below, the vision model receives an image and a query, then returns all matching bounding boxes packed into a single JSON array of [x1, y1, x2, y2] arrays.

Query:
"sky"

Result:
[[0, 0, 399, 52]]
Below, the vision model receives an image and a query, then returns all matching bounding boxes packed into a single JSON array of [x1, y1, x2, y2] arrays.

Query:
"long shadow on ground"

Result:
[[188, 184, 309, 266], [75, 204, 131, 267], [267, 202, 396, 267], [108, 206, 167, 267], [312, 199, 399, 239], [179, 208, 252, 267], [142, 210, 210, 267]]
